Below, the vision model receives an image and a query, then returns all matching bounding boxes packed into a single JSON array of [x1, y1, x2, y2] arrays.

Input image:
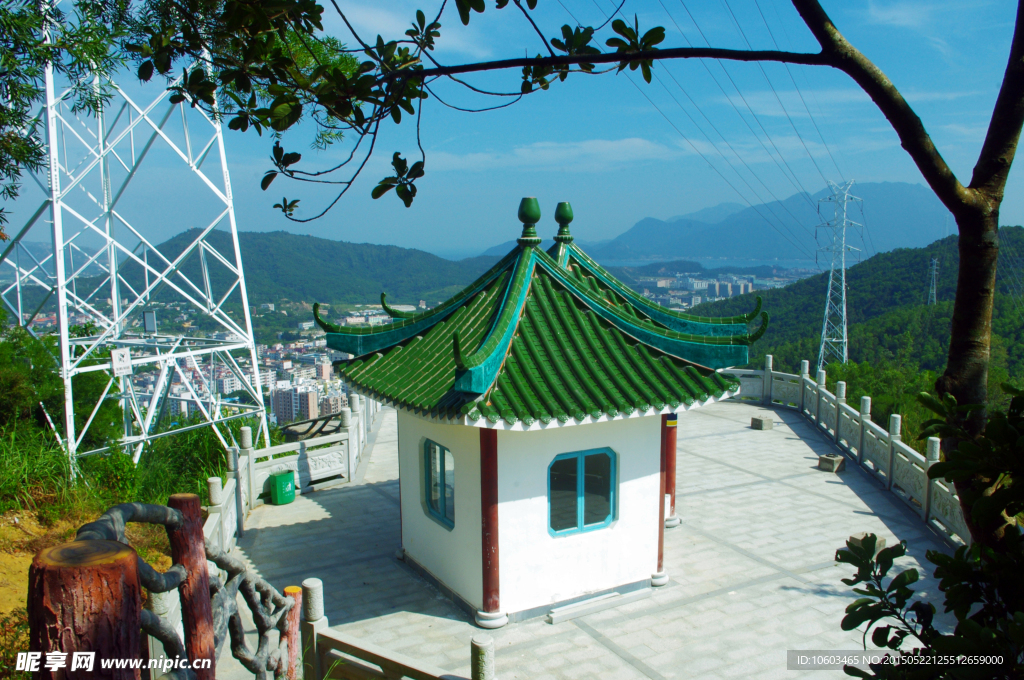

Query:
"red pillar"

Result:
[[653, 414, 674, 586], [479, 428, 504, 625], [663, 413, 679, 522]]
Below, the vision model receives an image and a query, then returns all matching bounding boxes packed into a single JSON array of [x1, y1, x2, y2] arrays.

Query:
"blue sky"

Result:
[[13, 0, 1021, 260]]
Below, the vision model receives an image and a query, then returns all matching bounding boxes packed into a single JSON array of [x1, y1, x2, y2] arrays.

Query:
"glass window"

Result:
[[548, 449, 615, 535], [425, 440, 454, 528]]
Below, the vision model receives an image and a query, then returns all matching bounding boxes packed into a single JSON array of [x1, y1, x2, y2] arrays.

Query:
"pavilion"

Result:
[[315, 198, 767, 627]]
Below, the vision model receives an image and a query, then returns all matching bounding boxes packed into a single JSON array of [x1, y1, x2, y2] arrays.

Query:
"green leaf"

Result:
[[396, 182, 413, 207], [885, 568, 918, 594], [371, 182, 394, 199], [871, 625, 891, 648], [138, 60, 154, 82], [260, 172, 277, 190]]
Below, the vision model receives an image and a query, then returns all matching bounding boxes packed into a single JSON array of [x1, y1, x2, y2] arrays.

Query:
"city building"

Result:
[[319, 395, 343, 417], [273, 386, 319, 424], [315, 198, 766, 628], [260, 303, 275, 311]]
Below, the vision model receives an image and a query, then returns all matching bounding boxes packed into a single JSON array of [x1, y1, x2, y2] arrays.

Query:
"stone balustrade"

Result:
[[721, 356, 971, 546]]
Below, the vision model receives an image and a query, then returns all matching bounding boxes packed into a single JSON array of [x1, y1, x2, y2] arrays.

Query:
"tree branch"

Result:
[[788, 0, 969, 213], [969, 0, 1024, 205], [380, 46, 828, 83]]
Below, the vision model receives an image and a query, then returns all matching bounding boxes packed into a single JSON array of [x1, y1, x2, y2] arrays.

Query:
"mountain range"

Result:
[[478, 182, 953, 262]]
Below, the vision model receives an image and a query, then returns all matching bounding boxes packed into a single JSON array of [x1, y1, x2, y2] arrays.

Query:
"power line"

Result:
[[765, 0, 852, 179], [655, 0, 817, 238], [751, 0, 844, 181], [674, 0, 820, 212], [577, 0, 817, 260], [651, 69, 814, 248], [719, 0, 832, 185]]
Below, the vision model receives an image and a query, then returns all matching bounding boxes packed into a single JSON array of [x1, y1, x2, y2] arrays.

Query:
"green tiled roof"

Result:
[[317, 198, 767, 426]]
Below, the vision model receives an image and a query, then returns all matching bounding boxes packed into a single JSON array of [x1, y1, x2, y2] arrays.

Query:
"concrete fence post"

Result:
[[887, 414, 902, 489], [815, 369, 826, 426], [471, 635, 496, 680], [207, 477, 224, 506], [241, 426, 257, 511], [924, 436, 941, 520], [350, 396, 363, 460], [799, 360, 810, 412], [762, 354, 773, 405], [228, 446, 244, 538], [300, 578, 328, 680], [339, 407, 355, 482], [858, 396, 871, 464], [834, 382, 846, 444]]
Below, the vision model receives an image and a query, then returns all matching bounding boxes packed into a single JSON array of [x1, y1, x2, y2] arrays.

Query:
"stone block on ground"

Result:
[[848, 532, 886, 554], [751, 416, 773, 430], [817, 453, 845, 472]]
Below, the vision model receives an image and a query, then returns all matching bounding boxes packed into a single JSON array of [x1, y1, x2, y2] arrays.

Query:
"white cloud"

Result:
[[427, 137, 686, 172], [866, 0, 936, 28]]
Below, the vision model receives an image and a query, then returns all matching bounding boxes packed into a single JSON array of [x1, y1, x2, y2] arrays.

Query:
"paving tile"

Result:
[[216, 402, 956, 680]]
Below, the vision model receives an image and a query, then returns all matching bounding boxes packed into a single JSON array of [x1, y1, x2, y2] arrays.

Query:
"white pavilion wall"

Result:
[[397, 410, 484, 610], [496, 416, 662, 615]]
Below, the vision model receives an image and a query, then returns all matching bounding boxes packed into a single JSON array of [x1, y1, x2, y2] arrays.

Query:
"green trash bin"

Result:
[[269, 471, 296, 505]]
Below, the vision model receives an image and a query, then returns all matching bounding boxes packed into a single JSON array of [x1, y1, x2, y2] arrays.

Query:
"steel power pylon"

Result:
[[928, 257, 939, 305], [0, 55, 270, 466], [816, 180, 862, 373]]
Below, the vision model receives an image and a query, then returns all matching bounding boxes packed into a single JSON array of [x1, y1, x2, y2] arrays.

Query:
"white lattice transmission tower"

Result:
[[1, 46, 269, 465], [815, 180, 862, 373], [928, 257, 939, 305]]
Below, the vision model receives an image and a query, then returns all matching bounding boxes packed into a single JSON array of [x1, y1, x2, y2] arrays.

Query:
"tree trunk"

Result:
[[29, 540, 142, 680], [938, 202, 1001, 549]]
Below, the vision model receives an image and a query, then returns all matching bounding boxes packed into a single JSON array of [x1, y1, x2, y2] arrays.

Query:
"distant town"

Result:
[[14, 265, 814, 429]]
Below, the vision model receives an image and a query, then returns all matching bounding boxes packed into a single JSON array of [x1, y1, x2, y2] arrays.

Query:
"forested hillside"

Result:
[[120, 230, 502, 306], [692, 227, 1024, 383]]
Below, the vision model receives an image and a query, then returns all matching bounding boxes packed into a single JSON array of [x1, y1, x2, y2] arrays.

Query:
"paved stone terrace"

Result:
[[218, 401, 953, 680]]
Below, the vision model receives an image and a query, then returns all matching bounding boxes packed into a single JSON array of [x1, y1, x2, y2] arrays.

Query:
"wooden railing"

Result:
[[721, 356, 972, 546]]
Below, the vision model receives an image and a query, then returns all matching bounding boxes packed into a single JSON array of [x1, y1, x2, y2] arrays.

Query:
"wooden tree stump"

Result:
[[28, 540, 141, 680], [166, 493, 215, 680]]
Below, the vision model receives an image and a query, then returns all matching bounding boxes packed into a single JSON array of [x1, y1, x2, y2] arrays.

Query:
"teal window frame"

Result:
[[547, 448, 617, 536], [424, 439, 455, 529]]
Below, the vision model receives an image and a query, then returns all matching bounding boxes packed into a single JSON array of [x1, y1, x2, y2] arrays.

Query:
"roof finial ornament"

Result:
[[517, 197, 542, 247], [553, 202, 574, 244]]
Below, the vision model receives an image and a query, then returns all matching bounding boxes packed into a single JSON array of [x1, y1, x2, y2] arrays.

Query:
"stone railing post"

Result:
[[815, 369, 826, 426], [471, 635, 496, 680], [887, 414, 902, 489], [762, 354, 773, 405], [858, 396, 871, 464], [227, 446, 245, 538], [339, 407, 354, 482], [301, 578, 328, 680], [834, 382, 846, 444], [924, 436, 941, 520], [241, 426, 257, 511], [350, 395, 363, 459], [207, 477, 223, 506], [799, 360, 810, 412]]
